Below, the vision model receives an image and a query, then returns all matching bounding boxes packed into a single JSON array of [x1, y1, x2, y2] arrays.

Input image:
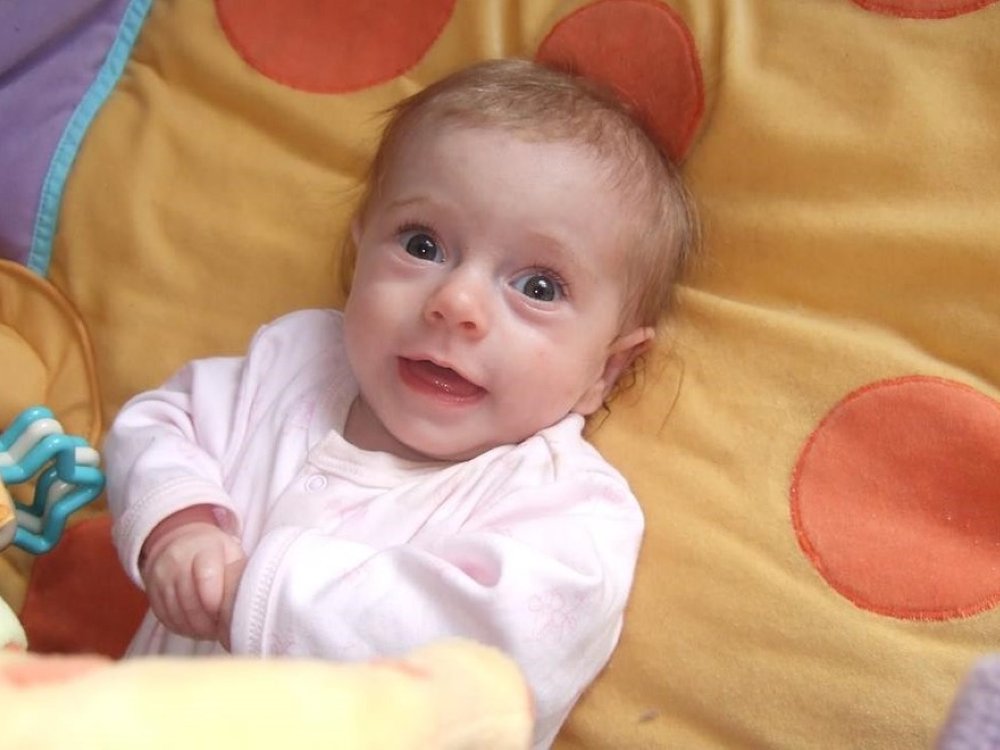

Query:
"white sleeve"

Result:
[[228, 477, 644, 748], [104, 311, 315, 582], [104, 353, 253, 582]]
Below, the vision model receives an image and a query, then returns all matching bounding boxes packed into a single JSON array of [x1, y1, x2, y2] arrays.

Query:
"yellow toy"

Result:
[[0, 637, 532, 750], [0, 480, 14, 552], [0, 513, 26, 652]]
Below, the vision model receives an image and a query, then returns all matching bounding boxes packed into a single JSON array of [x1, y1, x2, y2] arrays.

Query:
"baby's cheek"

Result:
[[524, 355, 591, 408]]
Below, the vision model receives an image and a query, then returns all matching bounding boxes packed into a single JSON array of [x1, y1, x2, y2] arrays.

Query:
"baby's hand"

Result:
[[140, 505, 245, 643]]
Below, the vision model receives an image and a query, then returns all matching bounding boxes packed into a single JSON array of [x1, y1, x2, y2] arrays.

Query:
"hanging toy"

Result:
[[0, 406, 105, 554]]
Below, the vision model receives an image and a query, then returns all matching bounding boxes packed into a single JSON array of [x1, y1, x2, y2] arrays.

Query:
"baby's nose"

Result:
[[423, 273, 489, 337]]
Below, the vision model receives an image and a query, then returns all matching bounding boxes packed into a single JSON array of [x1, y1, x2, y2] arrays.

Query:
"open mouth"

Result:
[[397, 358, 486, 402]]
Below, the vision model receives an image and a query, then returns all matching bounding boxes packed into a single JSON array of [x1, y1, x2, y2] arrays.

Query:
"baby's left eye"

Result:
[[511, 272, 564, 302], [398, 230, 443, 263]]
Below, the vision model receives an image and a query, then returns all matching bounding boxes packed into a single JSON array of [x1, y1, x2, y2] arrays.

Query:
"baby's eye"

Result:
[[512, 272, 564, 302], [401, 231, 443, 263]]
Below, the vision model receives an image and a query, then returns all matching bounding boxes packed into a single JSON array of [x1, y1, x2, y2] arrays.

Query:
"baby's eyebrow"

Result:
[[386, 195, 433, 212], [385, 194, 459, 217], [522, 230, 597, 283]]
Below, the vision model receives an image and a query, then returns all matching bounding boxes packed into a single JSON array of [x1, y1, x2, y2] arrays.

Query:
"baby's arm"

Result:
[[105, 353, 250, 580], [139, 505, 245, 644], [104, 353, 260, 645], [106, 311, 339, 583], [106, 311, 343, 643]]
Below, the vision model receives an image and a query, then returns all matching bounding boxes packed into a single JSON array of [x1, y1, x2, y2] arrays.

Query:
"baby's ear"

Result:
[[573, 326, 655, 416]]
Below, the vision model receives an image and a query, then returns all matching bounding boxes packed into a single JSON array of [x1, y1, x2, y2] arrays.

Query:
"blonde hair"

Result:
[[344, 58, 699, 328]]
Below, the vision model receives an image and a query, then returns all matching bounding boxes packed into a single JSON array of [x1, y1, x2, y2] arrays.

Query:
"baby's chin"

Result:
[[392, 433, 499, 464], [375, 400, 567, 462], [387, 422, 534, 464], [386, 424, 542, 463]]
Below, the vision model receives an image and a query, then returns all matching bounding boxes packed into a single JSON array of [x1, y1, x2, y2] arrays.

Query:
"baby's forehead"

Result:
[[395, 124, 641, 207], [386, 117, 645, 195]]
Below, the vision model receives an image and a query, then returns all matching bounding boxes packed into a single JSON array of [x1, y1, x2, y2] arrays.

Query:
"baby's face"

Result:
[[343, 123, 643, 461]]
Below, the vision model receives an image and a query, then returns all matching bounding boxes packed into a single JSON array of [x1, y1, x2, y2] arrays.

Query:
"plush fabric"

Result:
[[0, 0, 144, 270], [0, 260, 102, 611], [18, 515, 145, 658], [1, 638, 533, 749], [937, 655, 1000, 749], [1, 0, 999, 748]]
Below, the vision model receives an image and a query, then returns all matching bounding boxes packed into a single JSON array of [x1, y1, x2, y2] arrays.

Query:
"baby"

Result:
[[105, 58, 697, 747]]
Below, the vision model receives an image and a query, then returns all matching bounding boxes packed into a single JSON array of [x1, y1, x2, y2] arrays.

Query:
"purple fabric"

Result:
[[937, 655, 1000, 750], [0, 0, 131, 265]]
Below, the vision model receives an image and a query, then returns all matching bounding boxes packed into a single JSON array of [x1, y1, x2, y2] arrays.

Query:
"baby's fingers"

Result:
[[144, 560, 190, 635], [149, 578, 202, 638], [217, 556, 247, 652], [173, 572, 218, 638], [145, 556, 217, 639], [192, 547, 226, 616], [144, 578, 173, 631]]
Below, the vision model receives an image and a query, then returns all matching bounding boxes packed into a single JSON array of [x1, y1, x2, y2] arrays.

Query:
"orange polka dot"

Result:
[[215, 0, 455, 93], [851, 0, 998, 18], [535, 0, 704, 163], [791, 376, 1000, 620]]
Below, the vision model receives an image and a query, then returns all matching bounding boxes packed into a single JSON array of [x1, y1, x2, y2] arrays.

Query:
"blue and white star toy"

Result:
[[0, 406, 105, 554]]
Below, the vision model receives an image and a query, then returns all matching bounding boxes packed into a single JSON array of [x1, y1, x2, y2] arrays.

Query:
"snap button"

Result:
[[304, 474, 328, 492]]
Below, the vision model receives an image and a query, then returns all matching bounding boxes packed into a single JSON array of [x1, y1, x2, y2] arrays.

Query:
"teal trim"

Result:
[[27, 0, 154, 275]]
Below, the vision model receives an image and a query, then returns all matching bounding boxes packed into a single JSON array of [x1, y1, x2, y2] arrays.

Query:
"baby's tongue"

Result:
[[411, 360, 483, 397]]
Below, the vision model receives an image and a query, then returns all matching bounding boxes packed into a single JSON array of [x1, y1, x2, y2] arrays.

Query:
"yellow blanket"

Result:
[[2, 1, 999, 747]]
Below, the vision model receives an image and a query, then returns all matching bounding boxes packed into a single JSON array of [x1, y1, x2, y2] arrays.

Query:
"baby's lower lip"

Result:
[[397, 358, 486, 402]]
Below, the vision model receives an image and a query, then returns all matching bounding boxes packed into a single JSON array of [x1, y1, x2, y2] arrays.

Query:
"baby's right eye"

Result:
[[400, 231, 443, 263]]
